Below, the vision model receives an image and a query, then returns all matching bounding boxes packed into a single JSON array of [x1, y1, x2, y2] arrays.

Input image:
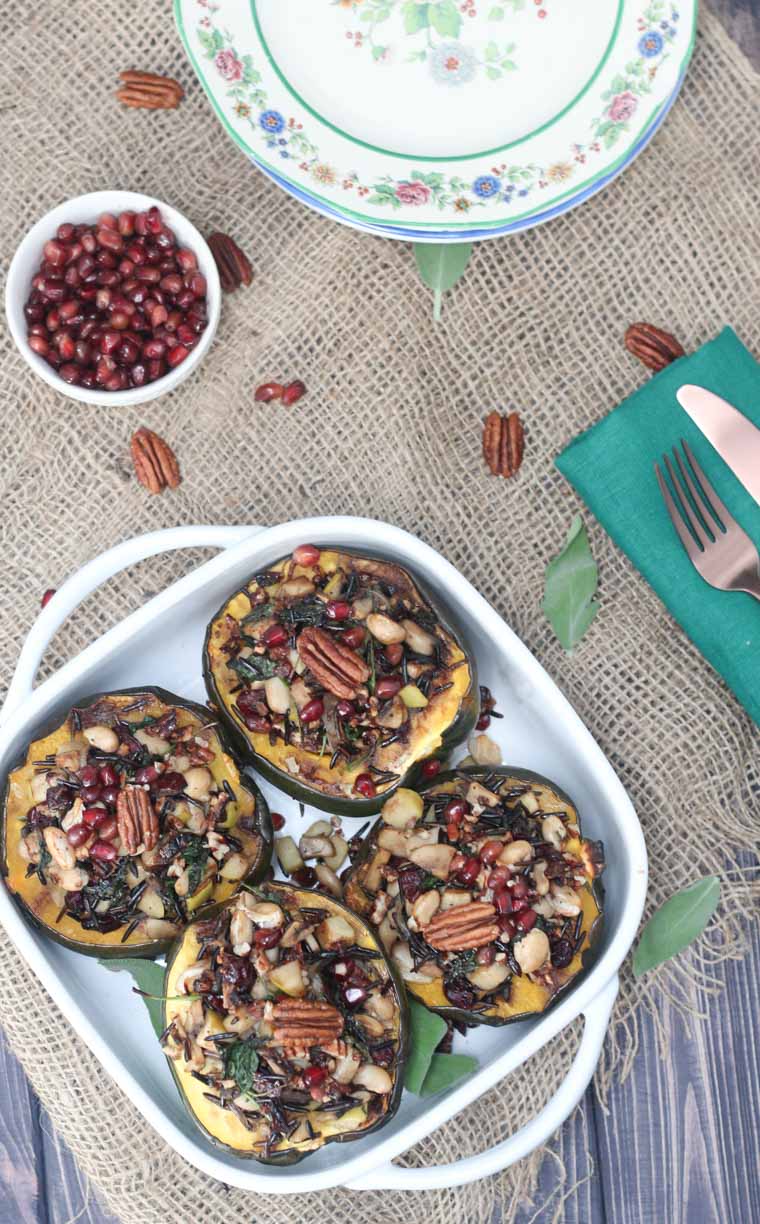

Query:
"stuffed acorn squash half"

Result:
[[343, 769, 605, 1026], [203, 545, 478, 815], [161, 881, 408, 1164], [1, 688, 272, 956]]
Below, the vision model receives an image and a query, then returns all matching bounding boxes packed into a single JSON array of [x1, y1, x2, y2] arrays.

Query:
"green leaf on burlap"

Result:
[[414, 242, 473, 321], [633, 876, 721, 976], [542, 515, 600, 652]]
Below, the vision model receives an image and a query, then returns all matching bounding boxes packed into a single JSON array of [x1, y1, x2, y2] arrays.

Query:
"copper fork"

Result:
[[655, 439, 760, 601]]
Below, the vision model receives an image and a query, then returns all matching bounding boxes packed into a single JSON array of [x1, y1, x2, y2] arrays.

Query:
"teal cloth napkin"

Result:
[[556, 326, 760, 725]]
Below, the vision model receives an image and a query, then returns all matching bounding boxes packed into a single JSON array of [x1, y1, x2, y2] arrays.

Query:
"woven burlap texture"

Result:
[[1, 3, 759, 1221]]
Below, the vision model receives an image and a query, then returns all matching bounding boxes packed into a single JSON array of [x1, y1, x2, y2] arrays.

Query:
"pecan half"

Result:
[[483, 411, 525, 478], [207, 232, 253, 293], [297, 627, 370, 700], [116, 786, 159, 855], [624, 322, 685, 371], [130, 427, 181, 495], [272, 999, 344, 1046], [422, 901, 499, 951], [115, 70, 184, 110]]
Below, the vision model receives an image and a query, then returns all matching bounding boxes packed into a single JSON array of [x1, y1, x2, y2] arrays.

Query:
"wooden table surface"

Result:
[[1, 5, 758, 1222]]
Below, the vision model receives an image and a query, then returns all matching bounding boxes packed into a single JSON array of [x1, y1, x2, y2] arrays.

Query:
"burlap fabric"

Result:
[[0, 3, 758, 1221]]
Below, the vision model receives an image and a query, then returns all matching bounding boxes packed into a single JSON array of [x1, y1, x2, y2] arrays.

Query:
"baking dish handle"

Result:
[[2, 525, 260, 722], [345, 973, 619, 1192]]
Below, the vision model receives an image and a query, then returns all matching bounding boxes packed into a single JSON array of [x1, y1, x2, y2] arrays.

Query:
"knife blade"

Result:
[[676, 384, 760, 508]]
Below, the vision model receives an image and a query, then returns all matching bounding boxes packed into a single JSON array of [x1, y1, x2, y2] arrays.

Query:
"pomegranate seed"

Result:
[[29, 334, 49, 357], [98, 212, 118, 231], [81, 785, 101, 804], [101, 786, 120, 806], [176, 248, 197, 272], [254, 926, 283, 949], [64, 266, 81, 288], [83, 807, 107, 829], [341, 626, 365, 649], [444, 798, 468, 823], [176, 323, 197, 347], [57, 223, 76, 242], [456, 856, 481, 886], [56, 334, 76, 362], [167, 344, 190, 368], [293, 544, 320, 566], [117, 339, 140, 365], [326, 600, 351, 621], [59, 363, 80, 385], [147, 303, 168, 328], [384, 642, 404, 666], [421, 759, 441, 780], [282, 379, 306, 406], [99, 764, 118, 786], [96, 356, 116, 384], [493, 887, 513, 914], [160, 273, 183, 295], [105, 372, 127, 391], [25, 302, 45, 324], [43, 240, 67, 267], [516, 909, 537, 931], [126, 242, 147, 265], [300, 698, 324, 724], [98, 816, 118, 840], [512, 878, 530, 900], [43, 278, 66, 301], [136, 265, 161, 283], [80, 765, 100, 785], [480, 840, 504, 865], [487, 865, 509, 887], [446, 821, 460, 842], [302, 1065, 327, 1088], [143, 338, 166, 360], [271, 812, 286, 831], [97, 227, 123, 253], [147, 358, 166, 381], [450, 852, 466, 872], [135, 764, 158, 785], [118, 210, 136, 236], [109, 310, 130, 330], [476, 714, 491, 731], [96, 250, 117, 269], [90, 840, 117, 862], [376, 675, 402, 701], [45, 308, 60, 331], [187, 273, 206, 297], [477, 944, 496, 966], [262, 623, 288, 647], [166, 309, 182, 332], [512, 898, 528, 915], [146, 206, 163, 234], [67, 823, 90, 848], [135, 212, 149, 236], [335, 699, 354, 718], [254, 382, 284, 403], [155, 771, 186, 793], [353, 773, 376, 798], [498, 916, 517, 939], [74, 341, 92, 366]]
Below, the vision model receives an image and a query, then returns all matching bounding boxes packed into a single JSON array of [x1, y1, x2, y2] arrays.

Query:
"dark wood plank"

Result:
[[707, 0, 760, 68], [0, 1033, 43, 1224]]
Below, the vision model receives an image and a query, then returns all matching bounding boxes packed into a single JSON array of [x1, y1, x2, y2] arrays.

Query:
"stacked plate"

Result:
[[175, 0, 696, 243]]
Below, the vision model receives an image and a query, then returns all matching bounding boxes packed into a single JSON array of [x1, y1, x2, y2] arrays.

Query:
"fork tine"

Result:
[[674, 447, 719, 539], [655, 461, 703, 558], [681, 438, 739, 532], [663, 453, 710, 549]]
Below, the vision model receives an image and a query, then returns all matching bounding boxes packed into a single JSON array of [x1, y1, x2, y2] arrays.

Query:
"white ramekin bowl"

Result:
[[5, 190, 221, 408]]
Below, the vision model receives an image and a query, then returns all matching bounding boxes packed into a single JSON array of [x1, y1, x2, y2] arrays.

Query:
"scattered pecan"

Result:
[[624, 322, 685, 371], [116, 786, 159, 855], [297, 627, 370, 700], [115, 70, 184, 111], [422, 901, 499, 951], [482, 411, 525, 478], [207, 231, 253, 293], [130, 427, 181, 495], [272, 999, 344, 1046]]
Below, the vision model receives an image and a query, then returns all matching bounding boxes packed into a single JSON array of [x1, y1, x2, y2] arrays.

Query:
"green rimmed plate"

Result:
[[175, 0, 696, 233]]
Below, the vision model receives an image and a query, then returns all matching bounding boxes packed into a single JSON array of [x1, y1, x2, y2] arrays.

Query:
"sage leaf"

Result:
[[420, 1053, 479, 1096], [404, 996, 447, 1094], [404, 995, 479, 1095], [542, 514, 599, 652], [99, 957, 166, 1038], [632, 876, 721, 977], [414, 242, 473, 321]]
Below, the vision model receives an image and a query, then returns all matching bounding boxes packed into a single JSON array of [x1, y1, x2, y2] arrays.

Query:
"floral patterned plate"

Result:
[[175, 0, 695, 234]]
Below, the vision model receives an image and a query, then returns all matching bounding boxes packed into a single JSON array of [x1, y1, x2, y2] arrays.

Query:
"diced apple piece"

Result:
[[381, 788, 423, 830], [324, 833, 348, 872], [377, 827, 410, 857], [316, 913, 355, 949], [275, 835, 304, 876], [268, 960, 306, 997]]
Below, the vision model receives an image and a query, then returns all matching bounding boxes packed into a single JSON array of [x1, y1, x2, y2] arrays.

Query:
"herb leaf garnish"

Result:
[[404, 995, 479, 1096], [414, 243, 473, 322], [633, 876, 721, 977], [229, 655, 277, 683], [224, 1039, 260, 1096], [419, 1053, 479, 1097], [542, 515, 600, 652]]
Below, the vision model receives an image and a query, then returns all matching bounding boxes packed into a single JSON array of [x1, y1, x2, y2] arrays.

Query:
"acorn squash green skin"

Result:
[[202, 547, 479, 818], [343, 765, 605, 1029], [162, 882, 409, 1165], [0, 686, 273, 960]]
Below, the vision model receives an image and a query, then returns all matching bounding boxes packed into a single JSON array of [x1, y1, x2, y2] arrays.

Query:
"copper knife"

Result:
[[676, 384, 760, 507]]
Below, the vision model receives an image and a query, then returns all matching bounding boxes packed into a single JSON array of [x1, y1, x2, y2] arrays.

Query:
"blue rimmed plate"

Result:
[[176, 0, 695, 238]]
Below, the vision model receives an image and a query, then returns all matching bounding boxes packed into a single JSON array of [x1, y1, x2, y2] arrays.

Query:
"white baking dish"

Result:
[[0, 518, 646, 1192]]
